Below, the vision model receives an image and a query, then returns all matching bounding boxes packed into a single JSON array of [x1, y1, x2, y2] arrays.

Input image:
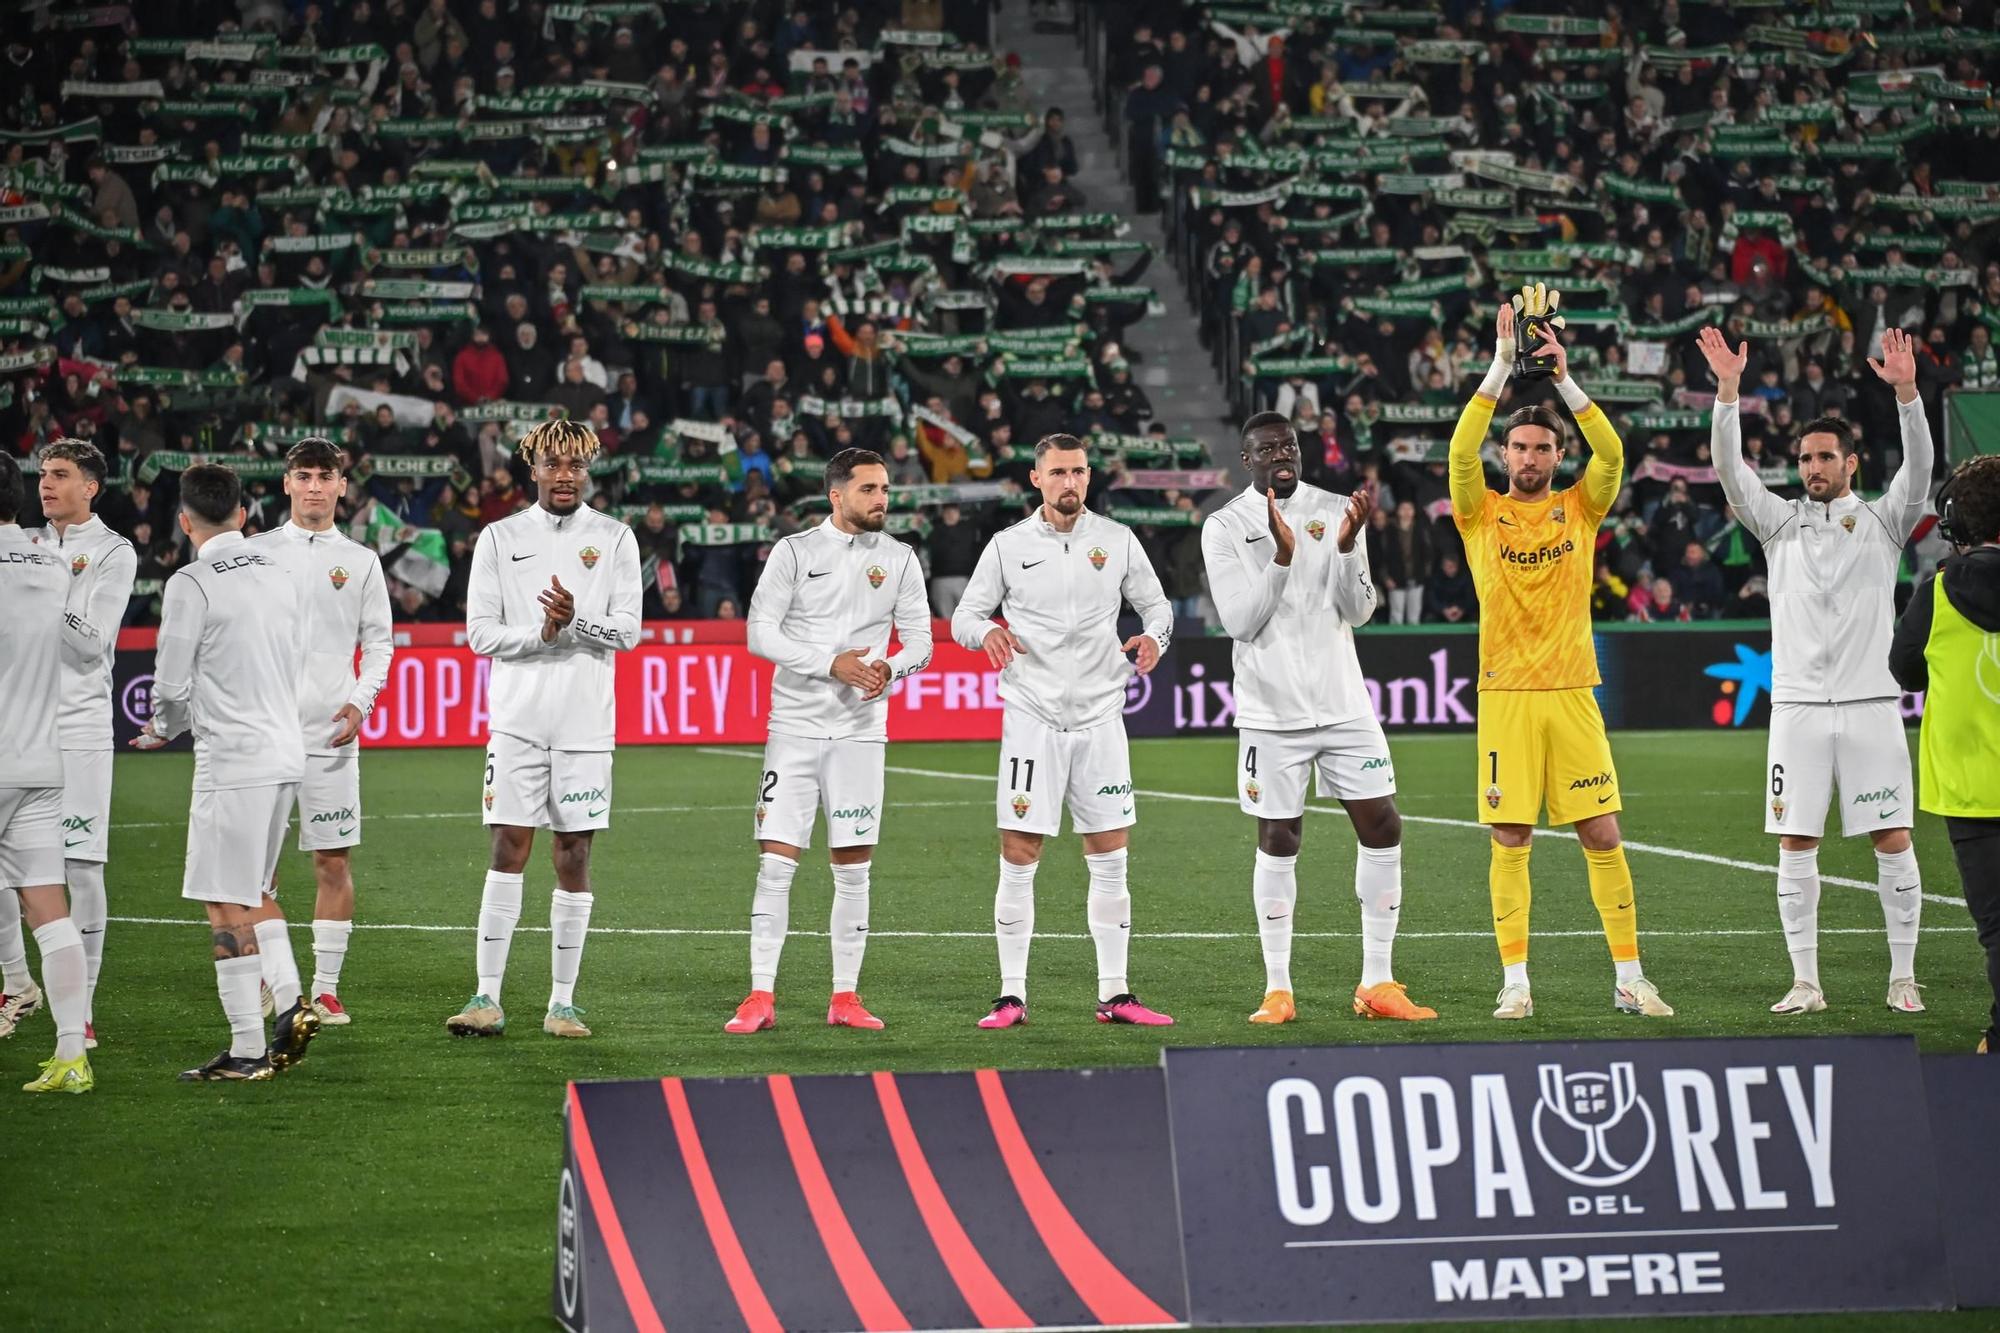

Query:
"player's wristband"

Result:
[[1555, 374, 1591, 413], [1477, 355, 1509, 399]]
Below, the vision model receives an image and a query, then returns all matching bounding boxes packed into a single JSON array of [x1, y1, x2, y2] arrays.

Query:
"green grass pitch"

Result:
[[2, 732, 1990, 1332]]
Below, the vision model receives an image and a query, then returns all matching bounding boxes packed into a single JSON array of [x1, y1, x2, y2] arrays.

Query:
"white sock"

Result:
[[33, 919, 87, 1062], [66, 860, 106, 1020], [215, 954, 265, 1058], [311, 918, 352, 997], [0, 889, 29, 993], [476, 869, 525, 1002], [1085, 848, 1131, 1002], [549, 890, 593, 1007], [253, 918, 303, 1015], [1777, 848, 1822, 990], [1355, 843, 1402, 989], [829, 861, 871, 993], [1875, 846, 1922, 980], [995, 857, 1038, 1003], [1504, 961, 1529, 988], [1254, 848, 1298, 992], [749, 852, 797, 991], [1615, 959, 1643, 987]]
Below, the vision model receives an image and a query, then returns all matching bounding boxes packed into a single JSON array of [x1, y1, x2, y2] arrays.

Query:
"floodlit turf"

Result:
[[2, 732, 1991, 1331]]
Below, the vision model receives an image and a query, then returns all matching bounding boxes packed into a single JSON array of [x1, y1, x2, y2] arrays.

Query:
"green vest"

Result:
[[1919, 578, 2000, 818]]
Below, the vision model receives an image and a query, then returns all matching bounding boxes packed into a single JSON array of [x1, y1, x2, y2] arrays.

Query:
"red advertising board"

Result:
[[348, 641, 1008, 747]]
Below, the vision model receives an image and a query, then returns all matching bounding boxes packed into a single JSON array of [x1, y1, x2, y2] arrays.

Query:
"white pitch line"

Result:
[[693, 748, 1969, 908], [109, 799, 984, 833], [101, 915, 1972, 940]]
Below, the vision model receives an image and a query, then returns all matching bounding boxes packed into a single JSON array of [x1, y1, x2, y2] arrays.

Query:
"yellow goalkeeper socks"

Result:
[[1584, 845, 1641, 964], [1489, 841, 1533, 966]]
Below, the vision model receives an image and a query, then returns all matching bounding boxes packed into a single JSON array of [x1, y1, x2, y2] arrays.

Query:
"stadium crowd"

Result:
[[0, 0, 1994, 631]]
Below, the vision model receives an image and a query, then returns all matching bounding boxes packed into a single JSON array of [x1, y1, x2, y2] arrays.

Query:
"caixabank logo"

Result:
[[1163, 1038, 1950, 1325]]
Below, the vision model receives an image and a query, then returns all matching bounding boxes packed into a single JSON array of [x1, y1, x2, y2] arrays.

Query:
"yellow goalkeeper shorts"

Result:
[[1474, 687, 1622, 827]]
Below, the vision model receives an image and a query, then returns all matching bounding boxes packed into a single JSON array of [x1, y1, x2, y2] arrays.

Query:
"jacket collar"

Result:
[[196, 529, 247, 558]]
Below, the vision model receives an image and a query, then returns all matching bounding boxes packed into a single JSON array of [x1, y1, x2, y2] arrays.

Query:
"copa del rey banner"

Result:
[[355, 642, 1005, 747]]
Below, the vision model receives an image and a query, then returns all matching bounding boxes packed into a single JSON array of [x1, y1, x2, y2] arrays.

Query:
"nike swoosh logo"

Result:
[[751, 913, 773, 919], [510, 553, 534, 562], [1264, 913, 1288, 921], [1597, 794, 1613, 804], [1895, 884, 1917, 894], [855, 925, 869, 933], [1021, 559, 1045, 569], [1496, 908, 1522, 923], [1881, 809, 1900, 820], [1120, 806, 1133, 816], [998, 918, 1023, 927], [1778, 890, 1803, 899], [586, 806, 607, 818], [64, 836, 88, 848], [79, 927, 103, 935], [806, 570, 829, 579], [337, 825, 356, 837], [1497, 515, 1516, 527], [482, 935, 505, 942], [1616, 900, 1633, 911], [1245, 534, 1266, 543], [556, 944, 578, 951], [853, 825, 872, 835]]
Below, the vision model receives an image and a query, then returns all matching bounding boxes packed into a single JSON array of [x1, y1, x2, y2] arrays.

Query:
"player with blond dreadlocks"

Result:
[[446, 419, 641, 1040]]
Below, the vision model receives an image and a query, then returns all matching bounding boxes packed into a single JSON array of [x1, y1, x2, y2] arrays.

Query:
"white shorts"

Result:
[[1765, 700, 1915, 838], [59, 748, 112, 864], [0, 787, 64, 891], [1238, 719, 1398, 818], [296, 749, 362, 851], [756, 734, 885, 850], [182, 784, 296, 909], [482, 732, 613, 832], [997, 712, 1135, 837]]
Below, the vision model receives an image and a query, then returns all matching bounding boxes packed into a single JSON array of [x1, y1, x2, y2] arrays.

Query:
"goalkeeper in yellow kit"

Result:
[[1449, 287, 1674, 1021]]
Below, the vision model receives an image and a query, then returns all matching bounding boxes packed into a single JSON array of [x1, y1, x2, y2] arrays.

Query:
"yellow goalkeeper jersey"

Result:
[[1447, 392, 1624, 692]]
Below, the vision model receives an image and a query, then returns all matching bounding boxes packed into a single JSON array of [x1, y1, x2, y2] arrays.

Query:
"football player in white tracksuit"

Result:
[[0, 453, 97, 1094], [1202, 411, 1439, 1026], [246, 439, 393, 1027], [950, 433, 1176, 1029], [447, 420, 641, 1041], [134, 463, 320, 1082], [1699, 325, 1934, 1016], [725, 447, 933, 1035], [0, 440, 132, 1050]]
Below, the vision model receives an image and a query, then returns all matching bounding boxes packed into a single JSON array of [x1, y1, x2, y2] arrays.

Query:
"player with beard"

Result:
[[446, 420, 641, 1040], [951, 434, 1175, 1029], [1202, 413, 1438, 1025], [726, 448, 932, 1034], [1451, 293, 1673, 1021], [1702, 325, 1933, 1016]]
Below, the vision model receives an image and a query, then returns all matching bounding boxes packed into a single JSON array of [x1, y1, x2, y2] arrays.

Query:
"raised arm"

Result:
[[1449, 303, 1514, 530], [59, 536, 136, 670], [1697, 326, 1790, 541], [464, 527, 548, 660], [1869, 328, 1935, 538], [1329, 487, 1380, 627], [746, 539, 833, 677]]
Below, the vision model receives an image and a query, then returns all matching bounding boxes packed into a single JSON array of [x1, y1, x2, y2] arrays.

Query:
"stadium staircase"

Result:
[[996, 4, 1238, 477]]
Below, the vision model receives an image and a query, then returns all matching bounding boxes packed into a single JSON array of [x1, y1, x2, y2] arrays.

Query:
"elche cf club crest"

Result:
[[328, 566, 350, 591], [1305, 519, 1325, 543], [1011, 793, 1031, 819], [1531, 1059, 1658, 1187], [1088, 546, 1109, 570], [1485, 783, 1504, 809], [866, 564, 887, 589], [1244, 779, 1261, 804], [70, 552, 90, 576], [579, 546, 601, 570]]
